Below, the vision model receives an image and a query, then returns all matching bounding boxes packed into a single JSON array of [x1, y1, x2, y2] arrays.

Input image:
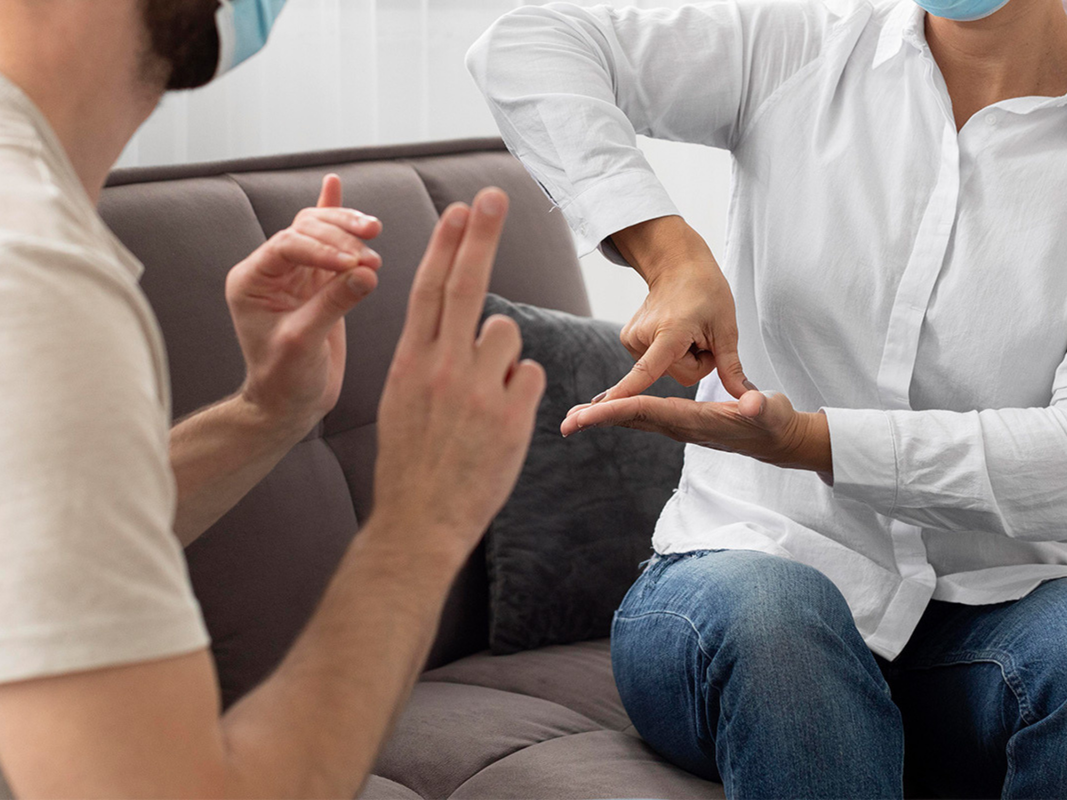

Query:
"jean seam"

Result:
[[901, 649, 1036, 726], [614, 609, 718, 779], [613, 611, 716, 663], [1003, 730, 1019, 800]]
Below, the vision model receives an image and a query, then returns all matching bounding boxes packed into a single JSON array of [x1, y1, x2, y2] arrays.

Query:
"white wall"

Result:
[[118, 0, 732, 324]]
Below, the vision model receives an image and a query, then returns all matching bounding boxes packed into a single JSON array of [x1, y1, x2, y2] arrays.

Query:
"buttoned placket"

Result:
[[877, 35, 962, 620]]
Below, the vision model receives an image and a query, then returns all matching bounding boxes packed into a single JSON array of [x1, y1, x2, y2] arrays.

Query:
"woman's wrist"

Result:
[[610, 215, 711, 285], [798, 411, 834, 479]]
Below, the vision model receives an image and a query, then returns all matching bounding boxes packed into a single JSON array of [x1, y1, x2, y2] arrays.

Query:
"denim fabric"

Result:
[[611, 550, 1067, 799], [887, 577, 1067, 799]]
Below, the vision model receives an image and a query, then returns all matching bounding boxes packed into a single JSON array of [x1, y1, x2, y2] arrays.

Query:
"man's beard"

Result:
[[141, 0, 221, 91]]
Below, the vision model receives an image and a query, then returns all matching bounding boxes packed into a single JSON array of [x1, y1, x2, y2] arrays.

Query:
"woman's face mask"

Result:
[[214, 0, 290, 78], [912, 0, 1011, 21]]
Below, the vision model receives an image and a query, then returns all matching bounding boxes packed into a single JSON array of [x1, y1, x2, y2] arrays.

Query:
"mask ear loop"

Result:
[[214, 0, 238, 78]]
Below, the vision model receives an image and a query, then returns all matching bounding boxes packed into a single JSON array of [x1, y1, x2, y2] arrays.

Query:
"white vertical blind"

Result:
[[118, 0, 732, 323]]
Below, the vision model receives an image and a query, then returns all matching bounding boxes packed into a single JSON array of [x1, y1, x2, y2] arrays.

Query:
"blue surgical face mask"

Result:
[[214, 0, 289, 78], [912, 0, 1011, 21]]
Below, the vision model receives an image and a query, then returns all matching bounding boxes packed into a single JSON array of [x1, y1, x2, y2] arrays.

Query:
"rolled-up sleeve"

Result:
[[825, 353, 1067, 541], [467, 0, 840, 257]]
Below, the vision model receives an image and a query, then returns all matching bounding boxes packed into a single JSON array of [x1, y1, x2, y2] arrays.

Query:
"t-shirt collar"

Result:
[[0, 70, 146, 280]]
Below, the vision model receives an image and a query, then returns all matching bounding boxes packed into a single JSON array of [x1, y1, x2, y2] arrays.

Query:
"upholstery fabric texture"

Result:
[[480, 295, 696, 654], [368, 641, 724, 800]]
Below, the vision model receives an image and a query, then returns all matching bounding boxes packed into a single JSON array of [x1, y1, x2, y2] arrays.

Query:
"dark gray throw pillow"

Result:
[[482, 294, 697, 655]]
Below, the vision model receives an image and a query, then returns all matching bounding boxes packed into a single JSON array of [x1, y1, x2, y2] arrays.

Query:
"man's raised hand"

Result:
[[373, 188, 546, 559], [225, 174, 382, 435]]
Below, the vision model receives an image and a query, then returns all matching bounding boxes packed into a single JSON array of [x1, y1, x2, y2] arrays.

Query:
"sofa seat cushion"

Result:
[[364, 641, 724, 800]]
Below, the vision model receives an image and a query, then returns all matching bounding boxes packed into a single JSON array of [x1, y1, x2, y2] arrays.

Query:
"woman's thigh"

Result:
[[611, 549, 903, 798], [887, 577, 1067, 800]]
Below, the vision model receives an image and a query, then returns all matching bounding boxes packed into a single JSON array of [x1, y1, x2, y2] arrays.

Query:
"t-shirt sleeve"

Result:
[[0, 240, 209, 685], [467, 0, 848, 256]]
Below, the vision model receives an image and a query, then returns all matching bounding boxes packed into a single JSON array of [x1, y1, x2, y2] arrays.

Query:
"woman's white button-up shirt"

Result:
[[468, 0, 1067, 659]]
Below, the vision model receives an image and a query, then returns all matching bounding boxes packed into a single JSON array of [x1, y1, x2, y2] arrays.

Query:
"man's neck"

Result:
[[926, 0, 1067, 129], [0, 1, 164, 205]]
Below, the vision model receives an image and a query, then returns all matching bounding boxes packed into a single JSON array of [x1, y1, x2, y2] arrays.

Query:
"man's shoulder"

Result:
[[0, 143, 95, 245]]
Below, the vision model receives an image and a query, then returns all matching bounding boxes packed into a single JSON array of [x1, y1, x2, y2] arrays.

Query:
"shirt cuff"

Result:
[[822, 406, 899, 517], [557, 168, 680, 260]]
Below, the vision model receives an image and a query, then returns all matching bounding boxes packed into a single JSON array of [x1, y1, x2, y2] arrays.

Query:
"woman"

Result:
[[469, 0, 1067, 795]]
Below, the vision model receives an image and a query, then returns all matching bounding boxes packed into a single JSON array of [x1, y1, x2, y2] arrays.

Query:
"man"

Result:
[[0, 1, 545, 797]]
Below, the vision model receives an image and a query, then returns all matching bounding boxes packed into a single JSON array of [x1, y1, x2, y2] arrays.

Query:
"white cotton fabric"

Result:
[[468, 0, 1067, 659], [0, 72, 209, 695]]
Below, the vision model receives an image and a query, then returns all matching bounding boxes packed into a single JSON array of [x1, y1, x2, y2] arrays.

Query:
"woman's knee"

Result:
[[610, 608, 721, 781], [632, 550, 858, 659]]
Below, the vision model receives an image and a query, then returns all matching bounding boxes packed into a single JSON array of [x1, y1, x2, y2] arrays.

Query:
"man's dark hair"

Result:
[[141, 0, 221, 91]]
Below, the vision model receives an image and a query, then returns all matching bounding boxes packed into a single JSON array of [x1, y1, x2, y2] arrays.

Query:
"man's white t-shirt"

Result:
[[0, 73, 210, 797]]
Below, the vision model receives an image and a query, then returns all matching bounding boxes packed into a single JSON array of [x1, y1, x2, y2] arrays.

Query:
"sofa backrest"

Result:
[[100, 138, 590, 708]]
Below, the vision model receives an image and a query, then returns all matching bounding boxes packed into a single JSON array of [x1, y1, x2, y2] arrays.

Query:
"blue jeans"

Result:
[[611, 550, 1067, 799]]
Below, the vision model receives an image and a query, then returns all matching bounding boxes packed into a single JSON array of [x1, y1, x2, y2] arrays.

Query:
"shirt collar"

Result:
[[872, 0, 926, 70]]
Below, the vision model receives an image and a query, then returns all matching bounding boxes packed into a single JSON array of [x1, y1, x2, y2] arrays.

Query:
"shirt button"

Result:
[[985, 112, 998, 126]]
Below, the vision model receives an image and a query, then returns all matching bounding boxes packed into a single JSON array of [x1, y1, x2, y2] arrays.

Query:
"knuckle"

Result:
[[631, 359, 653, 377], [275, 327, 304, 354], [446, 272, 481, 299], [268, 230, 288, 251], [482, 315, 521, 346], [389, 348, 418, 376], [429, 355, 458, 392]]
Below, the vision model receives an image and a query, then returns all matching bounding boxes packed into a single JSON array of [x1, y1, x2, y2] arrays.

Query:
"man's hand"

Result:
[[372, 188, 546, 559], [226, 174, 383, 436], [599, 215, 751, 403], [561, 388, 833, 477]]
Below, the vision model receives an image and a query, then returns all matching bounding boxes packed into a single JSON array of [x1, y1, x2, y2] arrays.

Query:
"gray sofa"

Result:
[[100, 138, 723, 800]]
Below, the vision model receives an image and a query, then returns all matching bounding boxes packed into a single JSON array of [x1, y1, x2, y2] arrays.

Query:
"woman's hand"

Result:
[[599, 215, 751, 402], [225, 174, 382, 436], [562, 388, 833, 477]]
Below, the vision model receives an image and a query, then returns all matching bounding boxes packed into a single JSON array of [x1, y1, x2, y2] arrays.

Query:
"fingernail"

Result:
[[346, 273, 365, 291], [363, 248, 381, 262], [478, 193, 505, 217], [446, 207, 468, 228], [356, 212, 380, 225], [591, 391, 607, 404], [743, 379, 760, 392], [341, 252, 360, 266]]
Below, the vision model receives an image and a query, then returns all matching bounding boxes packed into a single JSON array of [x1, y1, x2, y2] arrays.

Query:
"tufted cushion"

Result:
[[365, 641, 724, 800]]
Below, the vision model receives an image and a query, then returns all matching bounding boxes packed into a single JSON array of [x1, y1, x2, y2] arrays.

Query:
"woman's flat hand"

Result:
[[561, 388, 833, 476], [598, 215, 750, 403]]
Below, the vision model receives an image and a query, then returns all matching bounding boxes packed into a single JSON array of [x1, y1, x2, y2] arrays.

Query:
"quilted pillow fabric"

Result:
[[482, 294, 696, 655]]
